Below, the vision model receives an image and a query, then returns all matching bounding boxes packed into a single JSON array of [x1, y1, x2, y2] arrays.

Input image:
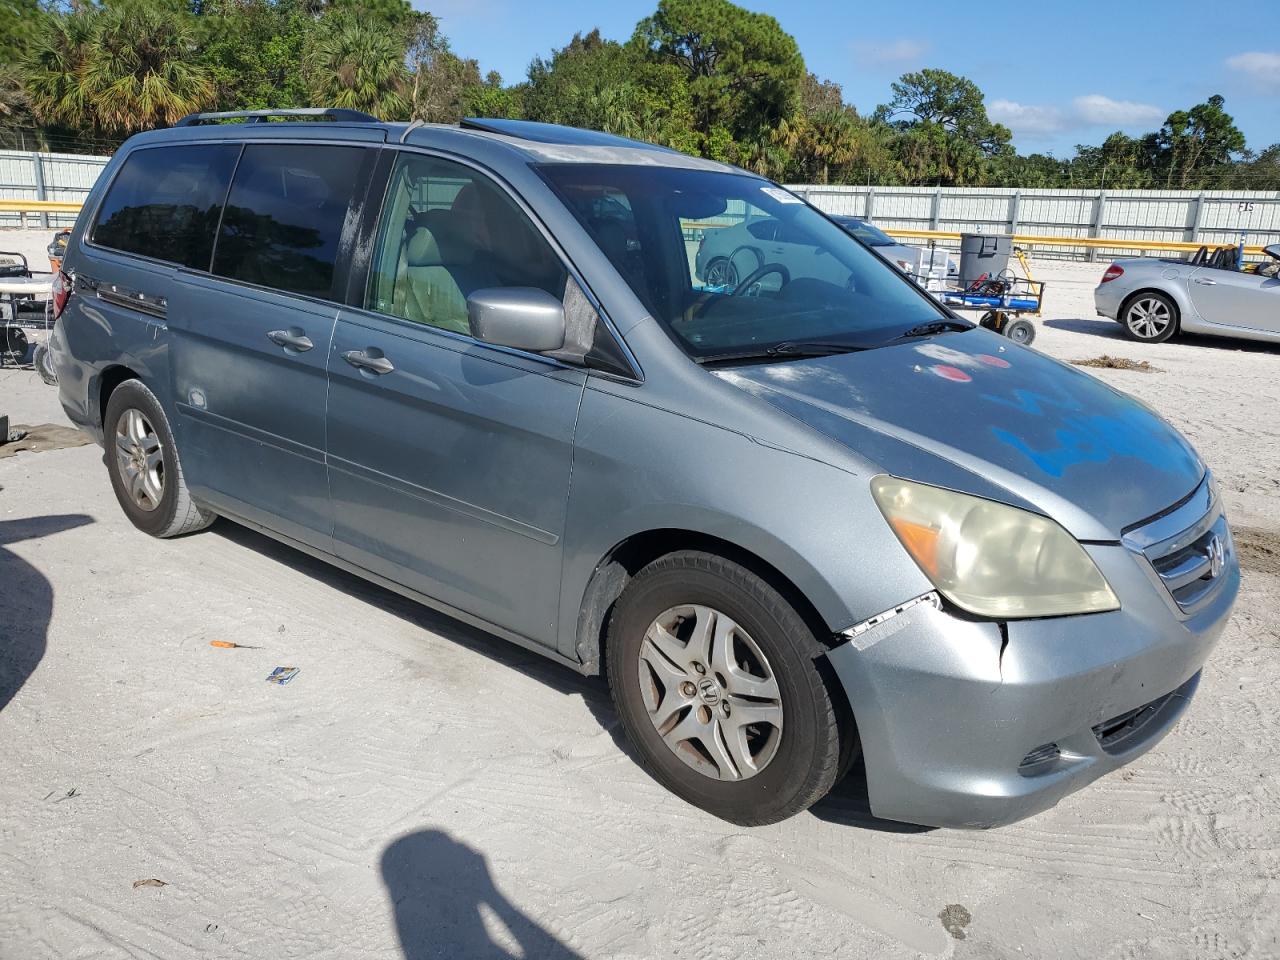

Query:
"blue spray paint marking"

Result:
[[992, 401, 1199, 479]]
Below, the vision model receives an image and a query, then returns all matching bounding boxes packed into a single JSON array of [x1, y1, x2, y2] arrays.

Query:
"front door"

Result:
[[325, 151, 585, 647], [1187, 265, 1280, 335], [169, 141, 380, 549]]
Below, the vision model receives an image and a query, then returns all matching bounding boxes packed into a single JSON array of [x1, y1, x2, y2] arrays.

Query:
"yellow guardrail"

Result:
[[0, 199, 84, 214], [881, 228, 1269, 257]]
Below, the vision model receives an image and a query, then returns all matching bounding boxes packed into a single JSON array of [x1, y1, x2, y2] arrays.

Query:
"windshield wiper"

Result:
[[888, 319, 973, 341], [698, 340, 873, 365]]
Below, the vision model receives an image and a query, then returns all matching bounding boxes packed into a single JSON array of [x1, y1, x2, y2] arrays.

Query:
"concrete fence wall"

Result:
[[788, 184, 1280, 259], [3, 148, 1279, 260]]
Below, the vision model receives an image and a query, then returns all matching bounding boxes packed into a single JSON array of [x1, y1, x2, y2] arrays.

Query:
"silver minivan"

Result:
[[50, 112, 1238, 827]]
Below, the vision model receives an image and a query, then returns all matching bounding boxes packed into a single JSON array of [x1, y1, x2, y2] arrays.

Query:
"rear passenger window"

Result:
[[92, 144, 239, 269], [212, 144, 368, 300]]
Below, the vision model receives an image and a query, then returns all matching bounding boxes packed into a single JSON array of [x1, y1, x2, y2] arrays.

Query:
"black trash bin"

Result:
[[958, 233, 1012, 288]]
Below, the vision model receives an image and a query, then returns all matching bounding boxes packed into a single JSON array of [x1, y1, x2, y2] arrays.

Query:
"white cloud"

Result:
[[1226, 51, 1280, 84], [1071, 94, 1164, 126], [852, 38, 930, 66], [989, 95, 1164, 140], [989, 99, 1066, 134]]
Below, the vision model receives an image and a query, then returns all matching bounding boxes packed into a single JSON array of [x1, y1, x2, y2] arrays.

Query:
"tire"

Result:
[[1004, 318, 1036, 345], [1121, 291, 1178, 343], [3, 325, 28, 363], [103, 379, 215, 538], [33, 342, 57, 385], [606, 551, 850, 825], [703, 257, 738, 287]]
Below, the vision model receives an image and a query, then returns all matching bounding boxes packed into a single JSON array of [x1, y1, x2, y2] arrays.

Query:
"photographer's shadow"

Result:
[[383, 829, 582, 960]]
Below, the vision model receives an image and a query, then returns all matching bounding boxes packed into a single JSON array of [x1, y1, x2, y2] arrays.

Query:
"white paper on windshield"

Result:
[[761, 186, 802, 204]]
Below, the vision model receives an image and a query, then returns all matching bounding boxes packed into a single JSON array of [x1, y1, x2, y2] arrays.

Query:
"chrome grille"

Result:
[[1123, 475, 1232, 616], [1148, 514, 1229, 610]]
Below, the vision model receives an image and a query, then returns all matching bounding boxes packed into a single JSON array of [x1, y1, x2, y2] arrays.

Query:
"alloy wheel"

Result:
[[636, 604, 784, 781], [114, 408, 165, 512], [1127, 297, 1172, 339], [704, 259, 738, 287]]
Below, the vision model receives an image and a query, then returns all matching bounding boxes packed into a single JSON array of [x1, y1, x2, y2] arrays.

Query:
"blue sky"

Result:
[[423, 0, 1278, 157]]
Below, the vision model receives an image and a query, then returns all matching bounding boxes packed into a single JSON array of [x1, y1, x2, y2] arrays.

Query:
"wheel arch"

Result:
[[97, 363, 143, 429], [573, 527, 836, 678]]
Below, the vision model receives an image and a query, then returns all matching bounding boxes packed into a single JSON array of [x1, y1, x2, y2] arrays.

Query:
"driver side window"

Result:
[[367, 153, 568, 334]]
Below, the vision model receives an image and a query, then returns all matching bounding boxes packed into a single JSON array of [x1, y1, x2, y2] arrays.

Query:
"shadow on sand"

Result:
[[0, 514, 94, 712], [383, 829, 583, 960]]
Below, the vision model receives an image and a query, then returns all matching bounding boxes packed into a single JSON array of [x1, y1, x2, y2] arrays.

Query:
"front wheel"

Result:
[[1004, 318, 1036, 345], [606, 551, 852, 825], [1122, 292, 1178, 343], [103, 379, 215, 538]]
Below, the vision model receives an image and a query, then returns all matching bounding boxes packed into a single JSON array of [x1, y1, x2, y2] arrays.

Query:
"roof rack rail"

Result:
[[175, 108, 379, 127]]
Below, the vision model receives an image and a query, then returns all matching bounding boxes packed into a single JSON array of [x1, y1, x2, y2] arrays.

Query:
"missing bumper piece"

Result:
[[840, 592, 942, 651]]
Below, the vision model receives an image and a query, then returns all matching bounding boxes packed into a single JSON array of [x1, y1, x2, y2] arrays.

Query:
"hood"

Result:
[[714, 328, 1204, 541]]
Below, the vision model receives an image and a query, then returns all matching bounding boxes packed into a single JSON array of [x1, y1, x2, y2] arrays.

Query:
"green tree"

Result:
[[406, 12, 487, 122], [303, 11, 409, 119], [25, 5, 214, 137], [1231, 143, 1280, 191], [195, 0, 310, 111], [872, 69, 1011, 185], [631, 0, 803, 152], [523, 29, 698, 151], [1155, 94, 1246, 188]]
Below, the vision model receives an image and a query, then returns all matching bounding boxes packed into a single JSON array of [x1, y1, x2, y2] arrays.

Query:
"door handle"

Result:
[[1193, 278, 1217, 286], [267, 328, 314, 351], [343, 349, 394, 375]]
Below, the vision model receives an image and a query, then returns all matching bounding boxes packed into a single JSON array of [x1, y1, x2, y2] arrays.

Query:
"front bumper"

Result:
[[826, 535, 1238, 829]]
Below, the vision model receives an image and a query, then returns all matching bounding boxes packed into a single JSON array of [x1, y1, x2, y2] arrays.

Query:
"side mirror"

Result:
[[1264, 244, 1280, 262], [466, 287, 566, 353]]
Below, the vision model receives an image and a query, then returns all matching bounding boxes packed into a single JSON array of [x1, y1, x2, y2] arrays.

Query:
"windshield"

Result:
[[538, 164, 948, 361], [834, 217, 894, 247]]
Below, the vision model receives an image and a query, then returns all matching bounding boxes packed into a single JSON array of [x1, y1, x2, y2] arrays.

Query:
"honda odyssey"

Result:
[[49, 110, 1238, 827]]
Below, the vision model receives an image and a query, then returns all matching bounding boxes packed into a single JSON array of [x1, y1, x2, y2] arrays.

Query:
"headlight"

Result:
[[870, 476, 1119, 618]]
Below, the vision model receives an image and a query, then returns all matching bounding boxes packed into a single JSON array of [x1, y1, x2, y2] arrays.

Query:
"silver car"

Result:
[[1095, 244, 1280, 343], [831, 216, 957, 279], [52, 113, 1238, 828], [694, 214, 954, 290]]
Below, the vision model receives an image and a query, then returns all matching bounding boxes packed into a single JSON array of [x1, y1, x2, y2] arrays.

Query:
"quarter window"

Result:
[[366, 153, 567, 333], [91, 144, 239, 269], [212, 144, 368, 300]]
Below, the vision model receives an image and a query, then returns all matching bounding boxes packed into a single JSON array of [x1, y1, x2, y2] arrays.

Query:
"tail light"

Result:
[[51, 269, 71, 319], [1101, 264, 1124, 283]]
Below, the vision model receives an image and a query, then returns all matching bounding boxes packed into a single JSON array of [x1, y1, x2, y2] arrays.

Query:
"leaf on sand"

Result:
[[133, 878, 168, 889]]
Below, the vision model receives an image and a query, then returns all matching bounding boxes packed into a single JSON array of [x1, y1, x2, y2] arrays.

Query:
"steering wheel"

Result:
[[731, 262, 791, 296]]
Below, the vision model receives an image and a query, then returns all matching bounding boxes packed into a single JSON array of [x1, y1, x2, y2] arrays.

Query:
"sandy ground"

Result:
[[2, 226, 1279, 959]]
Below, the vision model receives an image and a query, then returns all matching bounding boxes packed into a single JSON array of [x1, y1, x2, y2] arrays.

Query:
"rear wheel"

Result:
[[703, 257, 738, 287], [1122, 292, 1177, 343], [33, 342, 57, 385], [606, 551, 850, 825], [104, 379, 215, 538]]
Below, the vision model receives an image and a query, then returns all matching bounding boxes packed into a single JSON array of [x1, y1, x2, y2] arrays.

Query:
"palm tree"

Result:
[[23, 11, 97, 134], [83, 7, 214, 134], [0, 63, 28, 121], [25, 7, 213, 137], [304, 16, 409, 120]]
